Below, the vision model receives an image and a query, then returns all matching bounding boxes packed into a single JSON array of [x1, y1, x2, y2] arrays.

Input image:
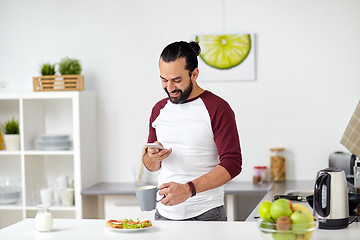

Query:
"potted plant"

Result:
[[39, 62, 56, 89], [58, 57, 82, 75], [0, 117, 20, 151], [58, 57, 82, 89], [41, 62, 56, 76]]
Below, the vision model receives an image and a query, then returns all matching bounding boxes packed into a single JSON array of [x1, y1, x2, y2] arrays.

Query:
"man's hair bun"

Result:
[[189, 41, 201, 56]]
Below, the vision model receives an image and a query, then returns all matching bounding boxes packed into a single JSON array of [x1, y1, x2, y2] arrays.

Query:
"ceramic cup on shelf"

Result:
[[56, 175, 68, 189], [55, 175, 69, 205], [60, 188, 74, 206], [40, 188, 53, 206]]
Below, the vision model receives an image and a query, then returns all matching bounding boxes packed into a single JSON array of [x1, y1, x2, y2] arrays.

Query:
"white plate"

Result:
[[36, 145, 72, 150], [35, 141, 72, 150], [40, 134, 70, 141], [105, 225, 152, 232]]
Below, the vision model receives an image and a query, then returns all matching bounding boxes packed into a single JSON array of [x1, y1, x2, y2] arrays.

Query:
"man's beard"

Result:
[[164, 80, 193, 104]]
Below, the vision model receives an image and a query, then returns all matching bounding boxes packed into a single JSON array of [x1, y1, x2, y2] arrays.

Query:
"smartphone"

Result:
[[144, 143, 164, 150]]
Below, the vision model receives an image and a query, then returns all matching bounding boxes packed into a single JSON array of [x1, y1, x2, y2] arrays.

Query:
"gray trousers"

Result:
[[155, 205, 227, 221]]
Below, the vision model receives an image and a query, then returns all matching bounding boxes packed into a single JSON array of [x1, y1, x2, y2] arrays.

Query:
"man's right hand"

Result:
[[143, 142, 172, 171]]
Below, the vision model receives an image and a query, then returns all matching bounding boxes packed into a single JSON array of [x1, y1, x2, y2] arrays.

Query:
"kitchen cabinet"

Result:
[[0, 92, 97, 228]]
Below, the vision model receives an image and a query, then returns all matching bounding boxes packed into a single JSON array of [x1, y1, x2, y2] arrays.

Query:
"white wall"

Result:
[[1, 0, 359, 183]]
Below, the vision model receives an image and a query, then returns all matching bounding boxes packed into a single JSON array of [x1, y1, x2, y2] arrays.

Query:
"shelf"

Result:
[[0, 151, 74, 156], [0, 91, 82, 100], [0, 91, 97, 228], [0, 205, 23, 210], [24, 150, 74, 155], [25, 205, 76, 211], [0, 151, 21, 156]]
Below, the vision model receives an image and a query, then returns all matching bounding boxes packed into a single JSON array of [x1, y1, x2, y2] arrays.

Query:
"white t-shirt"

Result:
[[147, 90, 242, 220]]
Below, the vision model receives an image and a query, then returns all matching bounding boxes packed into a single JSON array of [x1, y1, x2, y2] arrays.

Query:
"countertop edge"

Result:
[[81, 181, 273, 196]]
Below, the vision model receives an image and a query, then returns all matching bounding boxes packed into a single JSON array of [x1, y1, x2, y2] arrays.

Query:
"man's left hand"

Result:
[[158, 182, 192, 206]]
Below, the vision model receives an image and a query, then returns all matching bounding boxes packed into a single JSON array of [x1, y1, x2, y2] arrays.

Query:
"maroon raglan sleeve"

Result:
[[201, 92, 242, 179], [146, 98, 168, 146]]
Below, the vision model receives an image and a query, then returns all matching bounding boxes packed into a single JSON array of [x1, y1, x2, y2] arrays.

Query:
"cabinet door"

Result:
[[0, 210, 22, 229], [104, 195, 155, 221]]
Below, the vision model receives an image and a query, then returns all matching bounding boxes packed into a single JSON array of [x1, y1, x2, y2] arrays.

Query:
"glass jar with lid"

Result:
[[253, 166, 267, 183], [34, 205, 53, 232], [270, 147, 286, 182]]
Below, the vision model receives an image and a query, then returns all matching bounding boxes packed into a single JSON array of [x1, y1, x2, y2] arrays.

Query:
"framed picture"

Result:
[[195, 33, 256, 82]]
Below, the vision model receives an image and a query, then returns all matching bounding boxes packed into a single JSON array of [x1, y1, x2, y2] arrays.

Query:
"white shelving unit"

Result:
[[0, 92, 97, 228]]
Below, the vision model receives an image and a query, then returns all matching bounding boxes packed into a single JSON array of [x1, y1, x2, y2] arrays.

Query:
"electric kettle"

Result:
[[313, 167, 349, 229]]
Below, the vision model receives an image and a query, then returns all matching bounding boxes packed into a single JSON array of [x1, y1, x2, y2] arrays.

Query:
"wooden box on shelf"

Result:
[[33, 75, 84, 92]]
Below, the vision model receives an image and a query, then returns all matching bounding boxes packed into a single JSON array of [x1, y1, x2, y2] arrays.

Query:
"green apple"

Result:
[[270, 199, 293, 220], [272, 233, 296, 240], [290, 211, 312, 234], [259, 201, 273, 220]]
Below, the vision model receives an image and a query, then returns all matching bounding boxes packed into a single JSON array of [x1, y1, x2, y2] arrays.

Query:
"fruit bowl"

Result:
[[257, 218, 318, 240]]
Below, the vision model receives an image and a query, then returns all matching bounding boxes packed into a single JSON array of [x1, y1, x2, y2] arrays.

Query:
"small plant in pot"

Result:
[[0, 117, 20, 151], [40, 62, 56, 89], [41, 62, 56, 76], [58, 57, 82, 89], [58, 57, 82, 75]]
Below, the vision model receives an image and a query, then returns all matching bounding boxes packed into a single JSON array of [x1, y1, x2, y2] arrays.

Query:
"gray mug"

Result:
[[135, 185, 161, 211]]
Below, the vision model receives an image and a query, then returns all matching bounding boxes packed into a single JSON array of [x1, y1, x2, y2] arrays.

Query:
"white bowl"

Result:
[[0, 187, 21, 205], [40, 134, 70, 141], [36, 139, 72, 150], [257, 218, 318, 240]]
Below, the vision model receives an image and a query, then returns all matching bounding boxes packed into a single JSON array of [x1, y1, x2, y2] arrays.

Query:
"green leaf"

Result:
[[1, 117, 19, 134], [58, 57, 82, 75], [41, 62, 56, 75]]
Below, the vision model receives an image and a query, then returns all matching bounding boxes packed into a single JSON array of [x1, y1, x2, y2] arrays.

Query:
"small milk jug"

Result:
[[34, 205, 53, 232]]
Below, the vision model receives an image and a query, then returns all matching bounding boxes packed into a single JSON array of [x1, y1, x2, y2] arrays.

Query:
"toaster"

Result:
[[329, 151, 357, 183]]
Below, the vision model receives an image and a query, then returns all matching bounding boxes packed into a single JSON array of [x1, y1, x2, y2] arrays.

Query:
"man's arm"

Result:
[[158, 165, 231, 206], [192, 165, 231, 193]]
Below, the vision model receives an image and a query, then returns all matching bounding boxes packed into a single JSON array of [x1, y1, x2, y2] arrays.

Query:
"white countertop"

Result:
[[1, 218, 360, 240], [81, 181, 272, 195]]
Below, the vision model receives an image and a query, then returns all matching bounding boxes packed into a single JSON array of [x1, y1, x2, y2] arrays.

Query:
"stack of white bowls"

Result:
[[0, 187, 21, 204], [36, 135, 72, 150], [0, 179, 21, 205]]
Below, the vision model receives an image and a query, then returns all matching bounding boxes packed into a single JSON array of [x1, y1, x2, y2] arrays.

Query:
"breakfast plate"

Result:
[[105, 219, 153, 232], [105, 225, 153, 232]]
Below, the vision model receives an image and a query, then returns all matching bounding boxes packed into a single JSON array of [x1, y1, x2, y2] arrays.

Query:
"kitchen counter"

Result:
[[82, 181, 272, 221], [1, 218, 360, 240], [82, 180, 325, 221], [81, 181, 273, 195]]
